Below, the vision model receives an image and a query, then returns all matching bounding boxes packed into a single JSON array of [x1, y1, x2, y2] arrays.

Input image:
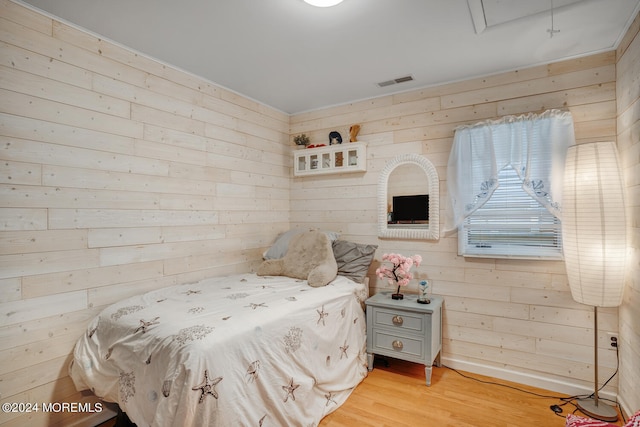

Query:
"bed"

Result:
[[69, 272, 370, 426]]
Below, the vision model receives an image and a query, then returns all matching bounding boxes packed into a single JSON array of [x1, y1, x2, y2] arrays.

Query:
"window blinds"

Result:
[[460, 166, 563, 259]]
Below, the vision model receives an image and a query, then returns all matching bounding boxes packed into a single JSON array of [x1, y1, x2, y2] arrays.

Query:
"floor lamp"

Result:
[[562, 141, 627, 422]]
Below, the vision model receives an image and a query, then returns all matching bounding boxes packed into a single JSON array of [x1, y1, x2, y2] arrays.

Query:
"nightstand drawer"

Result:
[[371, 307, 424, 334], [371, 329, 424, 359]]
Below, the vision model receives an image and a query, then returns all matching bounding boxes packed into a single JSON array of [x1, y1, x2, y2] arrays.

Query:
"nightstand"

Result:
[[365, 292, 443, 386]]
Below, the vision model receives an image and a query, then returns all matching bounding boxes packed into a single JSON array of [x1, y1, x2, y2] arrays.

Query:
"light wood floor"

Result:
[[322, 359, 624, 427], [97, 358, 625, 427]]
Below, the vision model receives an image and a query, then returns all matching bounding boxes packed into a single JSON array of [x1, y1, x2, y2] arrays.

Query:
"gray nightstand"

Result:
[[365, 292, 443, 386]]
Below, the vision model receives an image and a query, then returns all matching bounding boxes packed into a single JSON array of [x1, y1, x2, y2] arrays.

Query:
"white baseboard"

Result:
[[617, 395, 635, 419], [441, 356, 618, 402]]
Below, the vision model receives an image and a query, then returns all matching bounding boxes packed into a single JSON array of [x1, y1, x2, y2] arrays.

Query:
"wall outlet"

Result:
[[607, 332, 619, 350]]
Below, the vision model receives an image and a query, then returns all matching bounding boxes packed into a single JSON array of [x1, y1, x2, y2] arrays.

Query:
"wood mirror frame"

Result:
[[377, 154, 440, 240]]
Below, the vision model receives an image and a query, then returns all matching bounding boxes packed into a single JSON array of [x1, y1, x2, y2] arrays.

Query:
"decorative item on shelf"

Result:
[[329, 131, 342, 145], [375, 253, 422, 300], [417, 280, 431, 304], [349, 124, 361, 142], [293, 133, 310, 147]]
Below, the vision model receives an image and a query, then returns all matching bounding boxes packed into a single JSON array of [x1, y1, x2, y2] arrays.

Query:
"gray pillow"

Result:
[[264, 228, 340, 260], [332, 240, 378, 283]]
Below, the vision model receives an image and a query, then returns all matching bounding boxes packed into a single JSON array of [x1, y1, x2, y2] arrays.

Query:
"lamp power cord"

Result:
[[442, 345, 623, 423]]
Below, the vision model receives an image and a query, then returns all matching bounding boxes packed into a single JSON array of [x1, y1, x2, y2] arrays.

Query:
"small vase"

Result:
[[391, 285, 404, 300], [417, 280, 431, 304]]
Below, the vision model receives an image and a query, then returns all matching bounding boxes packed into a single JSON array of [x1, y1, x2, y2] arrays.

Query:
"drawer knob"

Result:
[[392, 315, 404, 326], [392, 340, 404, 351]]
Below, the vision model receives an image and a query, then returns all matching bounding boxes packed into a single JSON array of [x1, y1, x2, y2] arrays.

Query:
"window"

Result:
[[444, 110, 575, 260], [459, 166, 563, 259]]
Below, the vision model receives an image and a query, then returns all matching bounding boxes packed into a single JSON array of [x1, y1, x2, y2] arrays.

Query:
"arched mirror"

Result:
[[378, 154, 439, 240]]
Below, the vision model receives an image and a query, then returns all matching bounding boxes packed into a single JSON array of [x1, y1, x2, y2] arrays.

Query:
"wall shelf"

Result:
[[293, 142, 366, 176]]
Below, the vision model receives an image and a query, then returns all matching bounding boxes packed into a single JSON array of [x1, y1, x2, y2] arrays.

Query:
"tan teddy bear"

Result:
[[257, 230, 337, 287]]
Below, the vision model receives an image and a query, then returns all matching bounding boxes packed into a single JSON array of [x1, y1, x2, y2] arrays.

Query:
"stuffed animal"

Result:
[[329, 131, 342, 145], [349, 124, 360, 142], [257, 230, 338, 287]]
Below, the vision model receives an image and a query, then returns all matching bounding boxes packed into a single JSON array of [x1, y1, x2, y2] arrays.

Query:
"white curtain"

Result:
[[444, 110, 576, 234]]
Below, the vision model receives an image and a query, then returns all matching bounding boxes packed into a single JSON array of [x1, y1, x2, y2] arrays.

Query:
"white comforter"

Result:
[[70, 273, 368, 426]]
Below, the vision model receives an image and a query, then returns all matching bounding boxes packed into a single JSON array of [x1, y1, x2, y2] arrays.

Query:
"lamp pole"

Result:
[[575, 307, 618, 421]]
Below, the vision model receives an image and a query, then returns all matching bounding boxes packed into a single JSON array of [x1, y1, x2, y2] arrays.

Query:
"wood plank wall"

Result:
[[1, 1, 638, 425], [290, 43, 625, 401], [616, 11, 640, 417], [0, 1, 290, 426]]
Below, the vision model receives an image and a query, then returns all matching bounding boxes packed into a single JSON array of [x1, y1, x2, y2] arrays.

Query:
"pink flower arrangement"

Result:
[[376, 253, 422, 297]]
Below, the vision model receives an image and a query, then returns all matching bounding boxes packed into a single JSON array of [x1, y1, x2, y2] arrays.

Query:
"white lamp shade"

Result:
[[562, 142, 627, 307]]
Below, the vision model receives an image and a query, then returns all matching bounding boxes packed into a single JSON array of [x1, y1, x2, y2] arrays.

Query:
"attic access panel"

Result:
[[468, 0, 585, 33]]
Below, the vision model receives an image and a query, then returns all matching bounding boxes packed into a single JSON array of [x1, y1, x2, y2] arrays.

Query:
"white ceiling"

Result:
[[19, 0, 640, 114]]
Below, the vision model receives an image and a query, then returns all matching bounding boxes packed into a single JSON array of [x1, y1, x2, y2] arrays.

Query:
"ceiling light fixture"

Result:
[[303, 0, 344, 7]]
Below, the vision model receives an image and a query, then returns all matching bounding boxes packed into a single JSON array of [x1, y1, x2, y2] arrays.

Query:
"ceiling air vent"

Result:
[[377, 75, 414, 88]]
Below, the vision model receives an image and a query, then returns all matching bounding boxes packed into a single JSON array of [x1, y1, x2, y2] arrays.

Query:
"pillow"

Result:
[[332, 240, 378, 283], [263, 228, 339, 260], [565, 410, 640, 427], [565, 414, 616, 427], [257, 230, 338, 287]]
